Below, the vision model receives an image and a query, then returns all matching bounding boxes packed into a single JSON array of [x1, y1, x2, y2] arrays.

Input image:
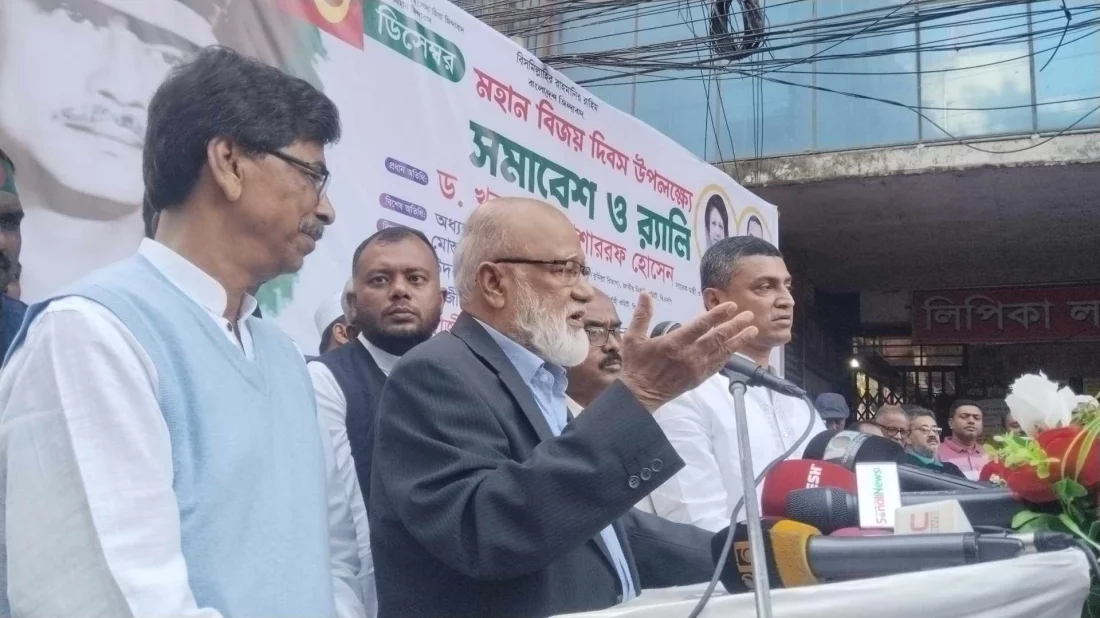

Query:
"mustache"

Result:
[[55, 105, 145, 140], [598, 352, 622, 369], [299, 219, 324, 241]]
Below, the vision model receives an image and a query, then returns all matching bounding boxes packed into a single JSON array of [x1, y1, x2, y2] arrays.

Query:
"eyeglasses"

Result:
[[876, 424, 911, 438], [911, 426, 943, 435], [493, 258, 591, 285], [585, 326, 625, 347], [267, 150, 330, 201]]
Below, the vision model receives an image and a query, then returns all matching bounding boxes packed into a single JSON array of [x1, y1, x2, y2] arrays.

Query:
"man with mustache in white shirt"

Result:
[[645, 236, 826, 531]]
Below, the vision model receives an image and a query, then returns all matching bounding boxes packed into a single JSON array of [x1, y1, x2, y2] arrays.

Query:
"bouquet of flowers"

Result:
[[981, 373, 1100, 617]]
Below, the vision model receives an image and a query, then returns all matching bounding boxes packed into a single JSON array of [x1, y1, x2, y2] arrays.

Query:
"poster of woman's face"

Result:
[[703, 195, 729, 249], [745, 215, 764, 240]]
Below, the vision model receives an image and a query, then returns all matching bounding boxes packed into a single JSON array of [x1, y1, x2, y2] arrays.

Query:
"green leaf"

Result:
[[1012, 510, 1060, 532], [1053, 478, 1089, 502], [1058, 513, 1100, 553], [1075, 421, 1100, 481], [1089, 520, 1100, 542]]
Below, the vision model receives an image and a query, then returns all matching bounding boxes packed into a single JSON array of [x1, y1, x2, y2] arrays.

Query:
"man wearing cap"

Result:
[[309, 226, 445, 615], [814, 393, 849, 432]]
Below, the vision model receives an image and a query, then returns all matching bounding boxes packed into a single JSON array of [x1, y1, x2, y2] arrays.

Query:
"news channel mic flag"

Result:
[[1, 0, 781, 350]]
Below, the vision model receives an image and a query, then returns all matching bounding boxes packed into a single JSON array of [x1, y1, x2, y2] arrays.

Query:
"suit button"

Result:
[[651, 458, 663, 472], [640, 468, 652, 481], [627, 475, 641, 489]]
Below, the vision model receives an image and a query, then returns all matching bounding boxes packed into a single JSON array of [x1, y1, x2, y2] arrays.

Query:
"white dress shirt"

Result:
[[647, 363, 827, 532], [308, 334, 399, 618], [0, 239, 365, 618]]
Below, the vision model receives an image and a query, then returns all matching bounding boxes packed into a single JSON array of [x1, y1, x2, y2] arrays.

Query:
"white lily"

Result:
[[1004, 372, 1093, 437]]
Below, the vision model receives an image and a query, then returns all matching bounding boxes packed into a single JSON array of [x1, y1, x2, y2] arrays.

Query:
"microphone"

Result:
[[650, 320, 680, 338], [785, 486, 1028, 533], [723, 355, 807, 397], [650, 321, 806, 397], [713, 518, 1077, 592], [803, 430, 992, 492], [761, 460, 856, 517], [829, 527, 890, 537]]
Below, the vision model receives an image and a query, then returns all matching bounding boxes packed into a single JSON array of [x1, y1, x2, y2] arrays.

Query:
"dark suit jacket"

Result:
[[369, 313, 715, 617], [313, 339, 388, 506], [0, 295, 28, 363]]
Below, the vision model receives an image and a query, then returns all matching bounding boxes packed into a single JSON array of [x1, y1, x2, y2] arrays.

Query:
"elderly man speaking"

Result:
[[368, 197, 758, 618]]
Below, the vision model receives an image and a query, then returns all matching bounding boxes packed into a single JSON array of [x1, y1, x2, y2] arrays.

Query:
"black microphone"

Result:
[[650, 321, 806, 397], [803, 430, 992, 492], [785, 486, 1029, 533], [650, 320, 680, 338], [712, 518, 1076, 592]]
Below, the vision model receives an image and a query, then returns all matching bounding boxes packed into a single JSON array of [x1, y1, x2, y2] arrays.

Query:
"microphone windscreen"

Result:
[[784, 487, 858, 534], [848, 434, 906, 465], [801, 430, 839, 461], [765, 520, 821, 588], [829, 527, 891, 537], [803, 430, 904, 470], [650, 321, 680, 338], [712, 519, 821, 593], [712, 526, 751, 594], [761, 460, 856, 517]]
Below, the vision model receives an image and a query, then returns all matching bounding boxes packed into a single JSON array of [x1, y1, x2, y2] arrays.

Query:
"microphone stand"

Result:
[[723, 369, 773, 618]]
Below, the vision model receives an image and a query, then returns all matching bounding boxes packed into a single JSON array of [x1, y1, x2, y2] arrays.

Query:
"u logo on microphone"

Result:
[[734, 541, 753, 576]]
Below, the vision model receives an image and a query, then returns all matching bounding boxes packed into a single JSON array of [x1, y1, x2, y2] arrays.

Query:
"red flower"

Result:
[[1036, 426, 1100, 488], [981, 460, 1059, 503]]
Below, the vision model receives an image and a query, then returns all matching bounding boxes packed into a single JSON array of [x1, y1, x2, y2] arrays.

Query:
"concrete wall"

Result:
[[721, 131, 1100, 188]]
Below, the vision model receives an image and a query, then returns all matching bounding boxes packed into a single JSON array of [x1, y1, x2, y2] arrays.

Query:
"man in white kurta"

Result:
[[647, 237, 826, 532]]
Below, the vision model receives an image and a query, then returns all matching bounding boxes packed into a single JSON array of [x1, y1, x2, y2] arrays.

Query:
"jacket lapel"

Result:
[[450, 313, 554, 443], [453, 314, 630, 590]]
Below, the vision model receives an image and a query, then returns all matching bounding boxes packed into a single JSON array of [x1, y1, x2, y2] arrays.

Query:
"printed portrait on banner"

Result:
[[0, 0, 327, 311]]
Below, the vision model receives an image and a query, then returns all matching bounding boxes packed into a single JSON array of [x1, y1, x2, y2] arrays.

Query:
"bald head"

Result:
[[455, 197, 580, 310], [457, 197, 572, 299], [454, 197, 594, 365]]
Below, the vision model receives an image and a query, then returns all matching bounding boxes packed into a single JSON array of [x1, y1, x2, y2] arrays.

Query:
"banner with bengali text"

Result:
[[1, 0, 779, 352]]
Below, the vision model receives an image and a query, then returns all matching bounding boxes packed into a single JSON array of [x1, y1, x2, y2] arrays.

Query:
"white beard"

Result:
[[513, 279, 589, 367]]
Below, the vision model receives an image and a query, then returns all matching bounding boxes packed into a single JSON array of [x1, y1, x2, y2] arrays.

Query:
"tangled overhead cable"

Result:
[[708, 0, 766, 61]]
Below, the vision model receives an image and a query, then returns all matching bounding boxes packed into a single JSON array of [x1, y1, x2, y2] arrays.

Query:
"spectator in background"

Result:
[[874, 404, 911, 447], [852, 420, 885, 438], [0, 147, 26, 359], [648, 236, 825, 531], [309, 226, 445, 615], [0, 48, 363, 617], [814, 393, 850, 432], [939, 400, 989, 480], [315, 286, 357, 356], [905, 408, 965, 477], [1003, 411, 1022, 436], [565, 288, 624, 416]]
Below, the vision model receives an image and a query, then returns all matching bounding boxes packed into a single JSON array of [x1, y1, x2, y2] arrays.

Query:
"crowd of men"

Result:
[[0, 46, 1009, 618]]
